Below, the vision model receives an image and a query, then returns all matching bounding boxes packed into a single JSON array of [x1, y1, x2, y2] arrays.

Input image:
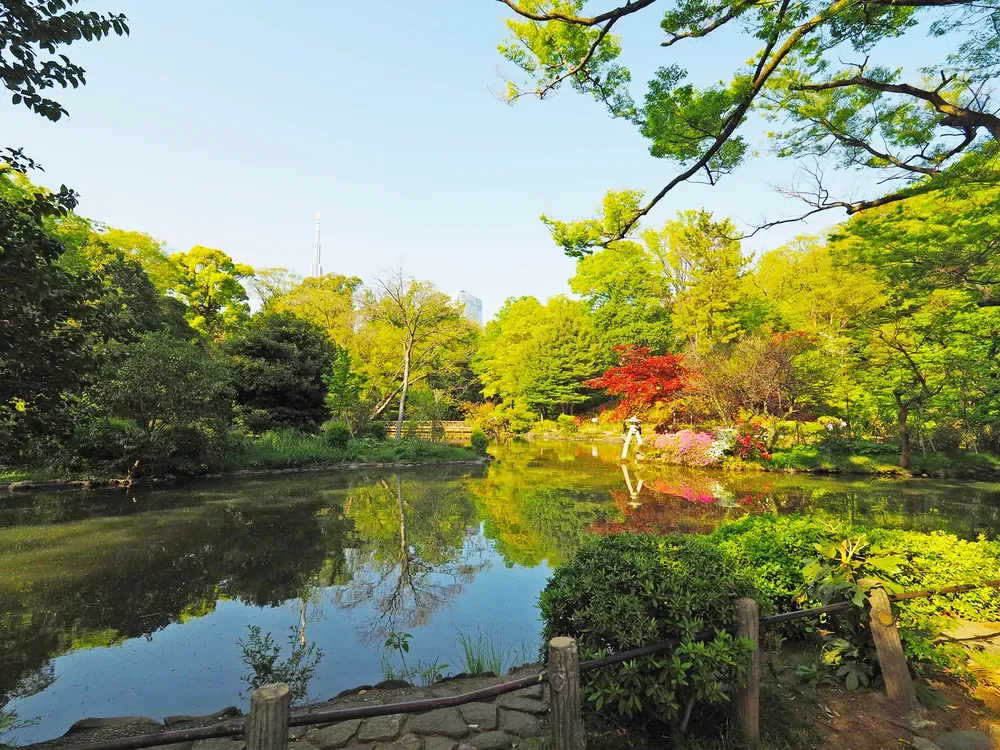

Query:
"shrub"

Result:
[[734, 422, 771, 461], [540, 533, 754, 731], [470, 429, 489, 456], [556, 414, 578, 435], [651, 429, 716, 466], [361, 422, 388, 441], [711, 515, 1000, 683], [324, 421, 352, 449], [710, 515, 827, 618], [238, 625, 323, 703]]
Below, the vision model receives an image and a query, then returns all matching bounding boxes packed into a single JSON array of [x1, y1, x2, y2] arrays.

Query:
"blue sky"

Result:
[[7, 1, 938, 320]]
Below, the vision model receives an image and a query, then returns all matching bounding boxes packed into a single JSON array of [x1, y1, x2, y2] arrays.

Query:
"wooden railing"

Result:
[[382, 421, 473, 438], [56, 580, 1000, 750]]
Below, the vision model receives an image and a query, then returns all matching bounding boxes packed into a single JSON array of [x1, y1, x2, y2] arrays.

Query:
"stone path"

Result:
[[30, 667, 549, 750]]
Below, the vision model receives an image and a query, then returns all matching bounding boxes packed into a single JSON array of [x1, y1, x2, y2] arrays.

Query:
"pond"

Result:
[[5, 439, 1000, 744]]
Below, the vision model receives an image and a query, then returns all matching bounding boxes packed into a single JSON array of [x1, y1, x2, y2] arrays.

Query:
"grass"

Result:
[[229, 430, 478, 471], [765, 444, 1000, 476], [455, 628, 538, 676]]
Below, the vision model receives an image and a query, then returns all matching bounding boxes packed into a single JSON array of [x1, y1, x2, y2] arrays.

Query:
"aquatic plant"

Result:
[[381, 632, 449, 687], [238, 625, 323, 703], [455, 628, 535, 676]]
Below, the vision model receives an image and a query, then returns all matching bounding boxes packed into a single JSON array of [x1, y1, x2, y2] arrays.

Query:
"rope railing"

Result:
[[50, 578, 1000, 750]]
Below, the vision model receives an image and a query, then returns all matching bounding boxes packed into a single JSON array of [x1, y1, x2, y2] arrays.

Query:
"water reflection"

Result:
[[4, 443, 1000, 743]]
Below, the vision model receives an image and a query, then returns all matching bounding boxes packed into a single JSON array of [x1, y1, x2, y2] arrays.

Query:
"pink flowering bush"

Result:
[[652, 429, 716, 466]]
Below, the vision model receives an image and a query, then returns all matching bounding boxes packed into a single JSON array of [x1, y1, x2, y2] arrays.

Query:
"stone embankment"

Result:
[[28, 667, 548, 750]]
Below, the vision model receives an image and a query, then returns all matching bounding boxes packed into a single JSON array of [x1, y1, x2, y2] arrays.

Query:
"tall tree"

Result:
[[362, 270, 475, 438], [570, 240, 673, 353], [0, 174, 99, 455], [249, 267, 302, 306], [656, 210, 748, 352], [270, 273, 361, 348], [829, 176, 1000, 308], [495, 0, 1000, 248], [168, 246, 254, 340], [474, 295, 604, 417], [223, 311, 337, 434]]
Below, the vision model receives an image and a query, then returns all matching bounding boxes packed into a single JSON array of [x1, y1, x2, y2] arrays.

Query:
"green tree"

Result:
[[90, 331, 231, 441], [0, 174, 100, 457], [829, 178, 1000, 308], [270, 273, 361, 348], [474, 295, 604, 417], [324, 349, 370, 436], [53, 220, 191, 342], [655, 210, 748, 352], [224, 311, 337, 433], [169, 246, 254, 340], [250, 267, 303, 306], [361, 270, 475, 438], [570, 240, 673, 353], [752, 235, 884, 337], [496, 1, 1000, 245]]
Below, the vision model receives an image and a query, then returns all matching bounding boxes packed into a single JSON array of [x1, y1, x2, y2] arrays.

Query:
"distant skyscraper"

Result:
[[456, 290, 483, 327], [310, 212, 323, 277]]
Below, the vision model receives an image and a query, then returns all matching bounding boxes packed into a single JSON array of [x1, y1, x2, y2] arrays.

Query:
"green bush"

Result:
[[710, 514, 826, 620], [540, 533, 753, 731], [470, 429, 489, 456], [70, 419, 216, 476], [556, 414, 578, 435], [711, 515, 1000, 681], [362, 422, 388, 441], [324, 421, 352, 449]]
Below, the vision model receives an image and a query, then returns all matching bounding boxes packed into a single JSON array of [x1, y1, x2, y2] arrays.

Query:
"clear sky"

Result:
[[6, 1, 937, 320]]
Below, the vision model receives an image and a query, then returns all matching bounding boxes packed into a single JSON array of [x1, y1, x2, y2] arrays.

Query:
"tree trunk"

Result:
[[895, 392, 911, 470], [395, 348, 411, 440]]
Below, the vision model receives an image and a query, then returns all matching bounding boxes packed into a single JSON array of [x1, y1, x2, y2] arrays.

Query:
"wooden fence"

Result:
[[382, 421, 473, 439], [57, 580, 1000, 750]]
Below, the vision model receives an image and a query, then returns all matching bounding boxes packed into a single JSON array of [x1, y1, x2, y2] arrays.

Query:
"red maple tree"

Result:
[[585, 346, 686, 419]]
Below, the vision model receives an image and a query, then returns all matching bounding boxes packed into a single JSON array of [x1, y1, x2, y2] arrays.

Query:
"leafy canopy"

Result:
[[497, 0, 1000, 248], [168, 245, 254, 340]]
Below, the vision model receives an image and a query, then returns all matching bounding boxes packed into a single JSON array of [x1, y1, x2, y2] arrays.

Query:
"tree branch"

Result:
[[796, 74, 1000, 139], [508, 16, 621, 102], [496, 0, 660, 26], [661, 0, 759, 47]]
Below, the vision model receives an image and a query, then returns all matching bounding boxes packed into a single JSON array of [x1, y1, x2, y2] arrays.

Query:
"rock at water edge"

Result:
[[310, 718, 363, 749], [499, 710, 541, 738], [458, 703, 497, 731], [410, 708, 470, 739], [358, 714, 406, 742]]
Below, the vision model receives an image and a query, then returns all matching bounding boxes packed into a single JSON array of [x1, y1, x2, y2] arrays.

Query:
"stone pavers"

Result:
[[293, 667, 550, 750]]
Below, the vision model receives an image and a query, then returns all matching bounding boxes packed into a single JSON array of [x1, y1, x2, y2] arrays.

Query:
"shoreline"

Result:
[[1, 456, 493, 496], [631, 459, 1000, 480]]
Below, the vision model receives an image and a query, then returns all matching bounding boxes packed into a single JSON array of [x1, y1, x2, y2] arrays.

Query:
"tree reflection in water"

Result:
[[336, 473, 488, 642]]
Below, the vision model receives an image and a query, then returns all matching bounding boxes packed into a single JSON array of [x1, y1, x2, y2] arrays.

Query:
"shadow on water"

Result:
[[5, 441, 1000, 742]]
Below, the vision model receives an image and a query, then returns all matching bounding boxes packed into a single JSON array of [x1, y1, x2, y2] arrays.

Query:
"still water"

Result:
[[5, 440, 1000, 743]]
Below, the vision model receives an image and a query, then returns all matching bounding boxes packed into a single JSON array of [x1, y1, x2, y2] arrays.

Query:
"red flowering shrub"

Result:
[[734, 422, 771, 461]]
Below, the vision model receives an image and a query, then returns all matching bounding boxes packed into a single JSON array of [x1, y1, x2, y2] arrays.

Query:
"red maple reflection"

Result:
[[589, 481, 775, 536]]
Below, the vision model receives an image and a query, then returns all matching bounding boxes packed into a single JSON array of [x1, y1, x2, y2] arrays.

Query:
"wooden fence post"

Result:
[[247, 683, 291, 750], [549, 636, 586, 750], [733, 598, 761, 745], [868, 588, 918, 711]]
